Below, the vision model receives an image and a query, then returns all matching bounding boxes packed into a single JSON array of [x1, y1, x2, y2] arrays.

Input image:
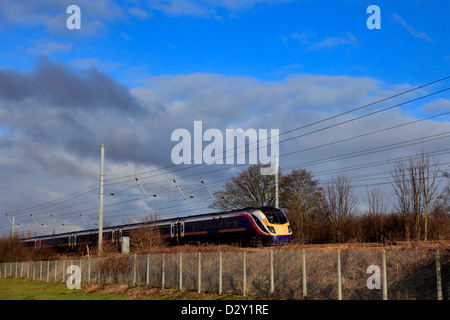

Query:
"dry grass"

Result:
[[281, 240, 450, 252], [83, 283, 268, 300], [2, 240, 447, 300], [2, 232, 448, 300], [131, 239, 450, 255]]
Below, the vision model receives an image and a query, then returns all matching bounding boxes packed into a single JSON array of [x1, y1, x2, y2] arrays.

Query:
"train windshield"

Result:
[[262, 209, 288, 224]]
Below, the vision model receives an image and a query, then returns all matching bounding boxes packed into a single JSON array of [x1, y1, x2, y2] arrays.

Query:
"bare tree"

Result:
[[209, 164, 278, 210], [391, 159, 412, 240], [280, 169, 322, 242], [417, 152, 441, 241], [365, 186, 390, 242], [324, 173, 358, 243], [390, 152, 442, 241], [441, 170, 450, 207], [430, 170, 449, 239], [409, 156, 423, 240]]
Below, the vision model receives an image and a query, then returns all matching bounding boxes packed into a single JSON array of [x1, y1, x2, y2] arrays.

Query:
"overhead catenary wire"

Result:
[[7, 139, 450, 235], [5, 128, 448, 238], [127, 110, 449, 190], [2, 76, 449, 237], [103, 77, 450, 184], [102, 85, 450, 192]]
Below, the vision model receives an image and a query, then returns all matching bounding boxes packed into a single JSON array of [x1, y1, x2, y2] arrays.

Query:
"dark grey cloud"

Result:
[[0, 59, 171, 185], [0, 59, 145, 116]]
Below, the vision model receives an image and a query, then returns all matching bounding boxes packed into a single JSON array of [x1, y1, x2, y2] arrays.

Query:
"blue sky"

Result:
[[1, 0, 449, 84], [0, 0, 449, 236]]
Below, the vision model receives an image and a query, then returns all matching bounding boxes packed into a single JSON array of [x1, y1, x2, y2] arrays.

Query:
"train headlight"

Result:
[[267, 226, 275, 234]]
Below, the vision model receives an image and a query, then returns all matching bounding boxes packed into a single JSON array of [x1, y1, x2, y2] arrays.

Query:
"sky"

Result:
[[0, 0, 449, 237]]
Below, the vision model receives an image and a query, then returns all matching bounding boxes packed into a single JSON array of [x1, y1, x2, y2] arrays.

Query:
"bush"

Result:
[[100, 255, 132, 274], [286, 209, 449, 244], [128, 226, 165, 253], [0, 235, 30, 262], [30, 247, 58, 261]]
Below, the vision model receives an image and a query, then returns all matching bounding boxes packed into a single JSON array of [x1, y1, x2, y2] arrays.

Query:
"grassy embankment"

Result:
[[0, 278, 268, 300]]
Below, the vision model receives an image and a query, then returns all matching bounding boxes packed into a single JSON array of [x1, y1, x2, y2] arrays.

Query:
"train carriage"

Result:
[[22, 206, 292, 251]]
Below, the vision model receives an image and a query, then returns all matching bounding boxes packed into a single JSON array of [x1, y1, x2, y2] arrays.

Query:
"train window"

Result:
[[263, 210, 288, 224], [203, 222, 215, 230], [232, 218, 240, 228]]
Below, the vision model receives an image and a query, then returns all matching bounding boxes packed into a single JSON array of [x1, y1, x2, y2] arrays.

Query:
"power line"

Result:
[[11, 130, 449, 235], [3, 77, 449, 236], [104, 77, 450, 184], [6, 183, 98, 216]]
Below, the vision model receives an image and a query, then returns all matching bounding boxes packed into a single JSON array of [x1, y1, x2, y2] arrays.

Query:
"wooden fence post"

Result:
[[302, 250, 307, 298], [146, 254, 150, 286], [88, 257, 91, 284], [436, 250, 443, 300], [382, 249, 387, 300], [179, 252, 183, 290], [133, 254, 137, 285], [219, 252, 222, 294], [243, 251, 247, 296], [198, 252, 202, 293], [161, 253, 165, 289], [270, 250, 274, 296], [337, 250, 342, 300]]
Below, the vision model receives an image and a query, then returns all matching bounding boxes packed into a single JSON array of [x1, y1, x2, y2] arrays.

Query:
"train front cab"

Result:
[[258, 208, 292, 245]]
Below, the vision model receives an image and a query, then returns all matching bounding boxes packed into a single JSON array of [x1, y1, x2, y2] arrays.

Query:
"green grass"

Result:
[[0, 278, 125, 300], [0, 278, 269, 300]]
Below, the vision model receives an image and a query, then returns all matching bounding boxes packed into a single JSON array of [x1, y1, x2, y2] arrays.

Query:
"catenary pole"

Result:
[[98, 144, 105, 254], [275, 154, 279, 208]]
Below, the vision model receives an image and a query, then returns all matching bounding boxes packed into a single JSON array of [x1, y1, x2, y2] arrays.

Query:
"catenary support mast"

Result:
[[98, 144, 105, 254]]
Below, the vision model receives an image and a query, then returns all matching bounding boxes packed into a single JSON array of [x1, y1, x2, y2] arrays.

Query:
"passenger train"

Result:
[[23, 207, 292, 251]]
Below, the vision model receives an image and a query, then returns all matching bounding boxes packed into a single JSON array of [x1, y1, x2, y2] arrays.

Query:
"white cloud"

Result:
[[0, 0, 124, 37], [1, 62, 448, 236], [308, 32, 358, 51], [145, 0, 293, 18], [128, 6, 153, 20], [0, 0, 292, 38], [27, 40, 73, 56], [148, 0, 216, 17], [420, 98, 450, 114], [392, 13, 433, 42], [280, 31, 358, 51]]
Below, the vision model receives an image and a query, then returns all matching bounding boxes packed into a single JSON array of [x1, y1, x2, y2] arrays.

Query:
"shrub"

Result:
[[0, 235, 30, 262], [128, 226, 165, 253]]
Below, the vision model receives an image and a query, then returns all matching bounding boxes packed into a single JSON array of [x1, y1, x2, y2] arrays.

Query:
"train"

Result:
[[22, 206, 292, 251]]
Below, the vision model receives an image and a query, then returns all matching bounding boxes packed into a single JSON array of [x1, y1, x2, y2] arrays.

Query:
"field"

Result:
[[0, 278, 124, 300], [0, 278, 264, 300], [1, 240, 448, 300]]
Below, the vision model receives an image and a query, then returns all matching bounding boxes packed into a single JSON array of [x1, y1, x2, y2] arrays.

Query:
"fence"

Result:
[[1, 249, 448, 300]]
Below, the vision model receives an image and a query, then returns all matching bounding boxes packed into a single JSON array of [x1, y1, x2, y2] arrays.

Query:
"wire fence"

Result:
[[1, 249, 448, 300]]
